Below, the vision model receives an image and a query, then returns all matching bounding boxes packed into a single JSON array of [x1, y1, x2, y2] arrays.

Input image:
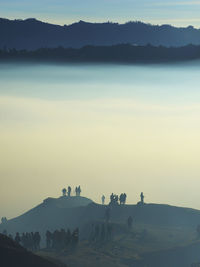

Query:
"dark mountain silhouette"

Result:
[[1, 18, 200, 50], [1, 44, 200, 63], [0, 234, 66, 267]]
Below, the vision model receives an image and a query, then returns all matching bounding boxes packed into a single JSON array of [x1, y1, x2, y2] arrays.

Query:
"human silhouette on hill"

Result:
[[105, 207, 111, 223], [140, 192, 144, 204], [109, 193, 119, 205], [78, 186, 81, 196], [68, 186, 72, 197], [102, 195, 105, 205], [46, 230, 52, 248], [62, 188, 67, 197], [127, 216, 133, 230], [75, 186, 81, 196], [15, 232, 21, 244], [119, 193, 127, 205]]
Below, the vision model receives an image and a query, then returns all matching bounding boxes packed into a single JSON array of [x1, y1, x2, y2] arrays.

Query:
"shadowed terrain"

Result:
[[1, 18, 200, 50], [0, 234, 66, 267]]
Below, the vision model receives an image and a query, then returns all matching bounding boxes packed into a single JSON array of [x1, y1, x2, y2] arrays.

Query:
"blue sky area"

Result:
[[0, 0, 200, 27]]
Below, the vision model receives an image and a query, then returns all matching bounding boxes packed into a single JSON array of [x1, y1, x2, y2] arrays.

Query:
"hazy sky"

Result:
[[1, 63, 200, 219], [1, 0, 200, 27]]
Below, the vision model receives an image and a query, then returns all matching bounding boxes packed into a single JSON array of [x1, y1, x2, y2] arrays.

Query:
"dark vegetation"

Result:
[[1, 44, 200, 64], [1, 18, 200, 50]]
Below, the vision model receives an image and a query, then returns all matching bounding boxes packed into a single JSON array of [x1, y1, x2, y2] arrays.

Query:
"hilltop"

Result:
[[0, 196, 93, 235], [1, 18, 200, 50]]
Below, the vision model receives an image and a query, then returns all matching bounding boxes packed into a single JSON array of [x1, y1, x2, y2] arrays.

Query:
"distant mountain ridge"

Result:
[[1, 18, 200, 50]]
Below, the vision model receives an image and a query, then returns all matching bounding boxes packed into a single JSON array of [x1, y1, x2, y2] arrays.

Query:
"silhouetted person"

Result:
[[140, 192, 144, 204], [78, 186, 81, 196], [46, 230, 52, 248], [109, 193, 119, 205], [94, 224, 100, 241], [62, 188, 67, 197], [71, 228, 79, 247], [105, 207, 111, 223], [3, 229, 7, 236], [102, 195, 105, 205], [1, 217, 7, 224], [123, 193, 127, 204], [110, 193, 114, 204], [75, 186, 78, 196], [15, 232, 21, 244], [33, 232, 41, 250], [100, 224, 106, 241], [65, 229, 71, 246], [107, 224, 113, 240], [127, 216, 133, 230], [68, 186, 72, 197]]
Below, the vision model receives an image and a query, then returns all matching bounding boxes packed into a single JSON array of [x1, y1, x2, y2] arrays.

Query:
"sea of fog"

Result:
[[1, 62, 200, 218], [0, 62, 200, 102]]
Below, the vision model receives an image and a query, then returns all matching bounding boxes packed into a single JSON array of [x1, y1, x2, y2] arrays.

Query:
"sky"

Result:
[[0, 0, 200, 27]]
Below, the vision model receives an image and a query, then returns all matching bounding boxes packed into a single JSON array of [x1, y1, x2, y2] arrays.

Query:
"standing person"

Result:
[[62, 188, 67, 196], [105, 207, 111, 223], [102, 195, 105, 205], [46, 230, 52, 249], [15, 232, 21, 244], [119, 194, 123, 205], [127, 216, 133, 230], [75, 187, 78, 196], [140, 192, 144, 204], [78, 186, 81, 196], [68, 186, 72, 197], [123, 193, 127, 204]]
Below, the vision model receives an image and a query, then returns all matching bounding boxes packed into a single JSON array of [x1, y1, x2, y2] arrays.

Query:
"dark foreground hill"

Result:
[[0, 234, 66, 267], [1, 18, 200, 50], [1, 44, 200, 63]]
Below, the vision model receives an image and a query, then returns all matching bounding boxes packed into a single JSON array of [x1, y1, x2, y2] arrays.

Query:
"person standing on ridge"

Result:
[[102, 195, 105, 205], [68, 186, 72, 197], [140, 192, 144, 204]]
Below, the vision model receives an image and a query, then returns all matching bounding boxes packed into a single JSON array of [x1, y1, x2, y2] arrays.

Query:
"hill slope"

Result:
[[1, 18, 200, 50], [0, 196, 93, 234], [1, 199, 200, 237]]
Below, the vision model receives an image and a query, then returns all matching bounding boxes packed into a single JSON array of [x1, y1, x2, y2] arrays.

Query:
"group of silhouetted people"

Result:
[[62, 186, 72, 197], [14, 232, 41, 251], [90, 222, 113, 243], [62, 186, 81, 197], [46, 228, 79, 250], [109, 193, 127, 205], [75, 186, 81, 196]]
